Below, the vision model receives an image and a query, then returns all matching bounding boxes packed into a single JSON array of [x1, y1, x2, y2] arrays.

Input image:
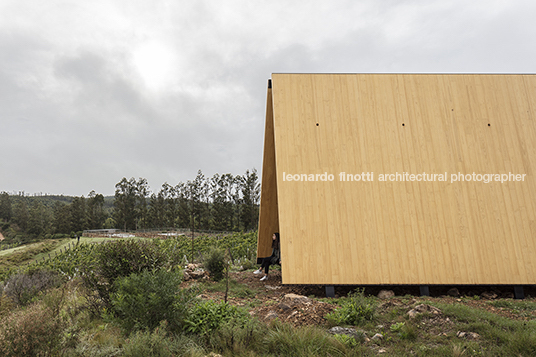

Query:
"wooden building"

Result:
[[257, 73, 536, 291]]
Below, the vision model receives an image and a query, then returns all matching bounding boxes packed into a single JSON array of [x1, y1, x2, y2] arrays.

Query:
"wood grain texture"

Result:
[[259, 73, 536, 285], [257, 83, 279, 259]]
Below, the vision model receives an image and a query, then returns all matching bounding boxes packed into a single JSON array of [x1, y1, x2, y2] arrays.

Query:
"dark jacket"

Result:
[[270, 247, 280, 265]]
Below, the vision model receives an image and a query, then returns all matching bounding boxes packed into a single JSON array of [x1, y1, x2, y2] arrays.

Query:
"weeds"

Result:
[[0, 302, 64, 356], [184, 300, 250, 335], [264, 321, 358, 357], [326, 288, 376, 326]]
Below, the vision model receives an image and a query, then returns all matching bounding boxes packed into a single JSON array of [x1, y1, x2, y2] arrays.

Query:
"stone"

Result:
[[481, 291, 498, 299], [457, 331, 480, 340], [284, 293, 311, 304], [278, 302, 292, 311], [377, 290, 395, 299], [265, 311, 278, 321], [190, 270, 207, 279], [328, 326, 360, 337], [447, 288, 460, 297], [371, 333, 383, 340], [408, 304, 442, 318], [265, 285, 281, 290]]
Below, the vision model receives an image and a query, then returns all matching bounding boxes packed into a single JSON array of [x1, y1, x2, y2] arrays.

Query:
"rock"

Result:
[[265, 285, 281, 290], [278, 302, 292, 311], [265, 311, 278, 321], [328, 326, 360, 337], [377, 290, 395, 299], [408, 304, 442, 318], [447, 288, 460, 297], [457, 331, 480, 340], [286, 310, 299, 320], [371, 333, 383, 340], [378, 348, 387, 353], [284, 293, 311, 304], [189, 270, 207, 279], [481, 291, 498, 299]]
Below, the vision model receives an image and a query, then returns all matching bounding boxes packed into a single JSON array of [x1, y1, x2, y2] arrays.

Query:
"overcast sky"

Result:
[[1, 0, 535, 196]]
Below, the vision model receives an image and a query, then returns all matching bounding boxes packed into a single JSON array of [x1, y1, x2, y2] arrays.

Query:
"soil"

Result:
[[183, 270, 536, 327]]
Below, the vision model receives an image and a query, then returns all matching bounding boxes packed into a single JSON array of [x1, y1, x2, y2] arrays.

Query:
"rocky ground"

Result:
[[182, 266, 536, 328]]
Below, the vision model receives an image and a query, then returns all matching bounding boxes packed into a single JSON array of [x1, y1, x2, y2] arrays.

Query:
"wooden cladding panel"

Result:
[[262, 73, 536, 285], [257, 85, 279, 259]]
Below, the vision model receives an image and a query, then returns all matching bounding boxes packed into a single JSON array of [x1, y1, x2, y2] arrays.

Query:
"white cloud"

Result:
[[0, 0, 535, 195]]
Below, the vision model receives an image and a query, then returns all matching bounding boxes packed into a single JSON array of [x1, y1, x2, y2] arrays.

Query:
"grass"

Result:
[[201, 278, 260, 299], [431, 302, 536, 356]]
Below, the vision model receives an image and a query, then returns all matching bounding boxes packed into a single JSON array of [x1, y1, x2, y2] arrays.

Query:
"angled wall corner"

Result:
[[257, 79, 279, 262]]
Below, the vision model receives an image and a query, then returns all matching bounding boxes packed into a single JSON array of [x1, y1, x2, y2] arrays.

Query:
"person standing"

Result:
[[253, 232, 280, 281]]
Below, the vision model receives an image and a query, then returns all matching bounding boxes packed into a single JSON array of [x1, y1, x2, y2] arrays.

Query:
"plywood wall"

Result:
[[258, 73, 536, 285], [257, 81, 279, 260]]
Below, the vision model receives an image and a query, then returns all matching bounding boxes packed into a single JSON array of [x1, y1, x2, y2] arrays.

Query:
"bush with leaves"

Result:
[[203, 246, 226, 281], [184, 300, 250, 336], [3, 269, 61, 306], [80, 240, 172, 308], [326, 289, 376, 326], [111, 269, 195, 333]]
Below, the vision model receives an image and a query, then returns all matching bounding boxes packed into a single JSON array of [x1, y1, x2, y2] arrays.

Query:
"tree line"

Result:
[[0, 169, 260, 243]]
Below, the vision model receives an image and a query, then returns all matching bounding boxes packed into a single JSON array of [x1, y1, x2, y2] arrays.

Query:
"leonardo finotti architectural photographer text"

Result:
[[282, 172, 526, 184]]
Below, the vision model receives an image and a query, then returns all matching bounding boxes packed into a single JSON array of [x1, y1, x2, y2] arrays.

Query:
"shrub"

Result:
[[0, 303, 64, 356], [3, 269, 61, 306], [184, 300, 250, 335], [391, 321, 417, 340], [326, 289, 376, 326], [202, 247, 226, 281], [111, 269, 194, 333], [123, 322, 176, 357], [95, 240, 168, 284], [332, 333, 359, 348], [80, 239, 169, 308]]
